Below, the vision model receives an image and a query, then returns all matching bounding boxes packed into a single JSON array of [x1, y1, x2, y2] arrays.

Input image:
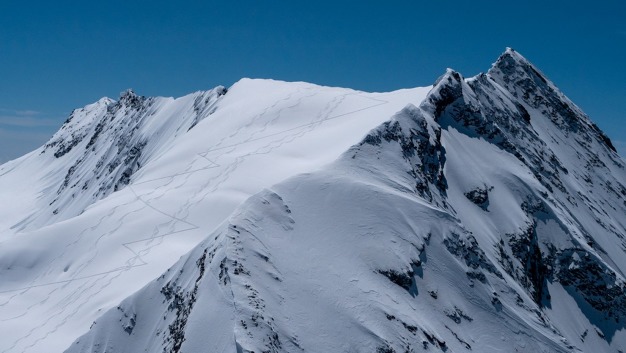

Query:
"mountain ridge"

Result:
[[0, 77, 434, 353], [58, 49, 626, 352]]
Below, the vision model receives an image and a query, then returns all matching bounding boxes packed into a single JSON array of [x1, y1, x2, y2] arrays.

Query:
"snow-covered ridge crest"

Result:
[[0, 78, 432, 353], [64, 49, 626, 353]]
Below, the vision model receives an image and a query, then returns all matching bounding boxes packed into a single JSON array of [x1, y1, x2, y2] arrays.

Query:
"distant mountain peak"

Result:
[[118, 88, 144, 109], [119, 88, 138, 99]]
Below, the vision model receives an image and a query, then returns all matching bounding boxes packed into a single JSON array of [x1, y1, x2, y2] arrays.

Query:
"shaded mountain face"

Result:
[[62, 49, 626, 353]]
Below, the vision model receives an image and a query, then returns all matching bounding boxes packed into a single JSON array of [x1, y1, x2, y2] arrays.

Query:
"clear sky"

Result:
[[1, 1, 625, 162]]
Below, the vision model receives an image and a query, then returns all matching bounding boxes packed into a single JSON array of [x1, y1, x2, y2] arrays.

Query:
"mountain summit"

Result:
[[1, 50, 625, 353]]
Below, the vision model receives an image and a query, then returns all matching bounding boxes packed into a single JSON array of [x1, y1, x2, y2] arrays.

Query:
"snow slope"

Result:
[[64, 49, 626, 353], [0, 78, 431, 353]]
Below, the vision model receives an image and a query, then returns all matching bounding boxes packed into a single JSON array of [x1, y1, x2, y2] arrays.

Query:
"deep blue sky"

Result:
[[1, 1, 625, 162]]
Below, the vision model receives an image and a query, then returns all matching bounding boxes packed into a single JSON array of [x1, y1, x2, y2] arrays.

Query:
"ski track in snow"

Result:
[[5, 51, 625, 353], [174, 92, 385, 222], [0, 89, 391, 353]]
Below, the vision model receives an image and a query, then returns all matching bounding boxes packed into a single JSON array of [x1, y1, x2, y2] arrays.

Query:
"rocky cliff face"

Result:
[[64, 50, 626, 353]]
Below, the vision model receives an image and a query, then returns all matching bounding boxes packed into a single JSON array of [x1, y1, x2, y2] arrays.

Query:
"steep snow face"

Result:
[[0, 79, 432, 353], [66, 50, 626, 353], [424, 51, 626, 350]]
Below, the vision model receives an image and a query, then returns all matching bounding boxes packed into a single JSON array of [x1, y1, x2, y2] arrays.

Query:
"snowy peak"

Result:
[[424, 68, 466, 120], [423, 49, 623, 199], [421, 50, 626, 339], [64, 50, 626, 352], [12, 86, 226, 230], [45, 98, 114, 159], [116, 88, 145, 111], [118, 88, 139, 101], [488, 48, 617, 153], [488, 47, 546, 87], [491, 47, 533, 70], [433, 68, 463, 87], [3, 50, 626, 353]]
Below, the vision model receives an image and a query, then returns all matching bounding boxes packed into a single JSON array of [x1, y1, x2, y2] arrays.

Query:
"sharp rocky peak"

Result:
[[423, 69, 466, 120], [486, 47, 557, 96], [433, 68, 464, 87], [119, 88, 138, 100], [420, 48, 618, 155], [491, 47, 533, 70], [117, 88, 145, 110], [489, 48, 617, 153]]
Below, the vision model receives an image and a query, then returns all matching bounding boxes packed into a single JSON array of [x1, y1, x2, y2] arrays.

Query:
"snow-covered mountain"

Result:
[[0, 86, 226, 232], [0, 77, 430, 353], [1, 49, 625, 352]]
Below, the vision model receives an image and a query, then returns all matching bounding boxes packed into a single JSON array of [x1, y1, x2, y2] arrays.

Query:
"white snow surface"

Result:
[[2, 49, 626, 353], [0, 78, 431, 353]]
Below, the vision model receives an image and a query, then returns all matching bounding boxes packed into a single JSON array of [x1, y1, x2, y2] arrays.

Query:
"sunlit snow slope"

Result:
[[0, 79, 431, 353], [65, 49, 626, 353]]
